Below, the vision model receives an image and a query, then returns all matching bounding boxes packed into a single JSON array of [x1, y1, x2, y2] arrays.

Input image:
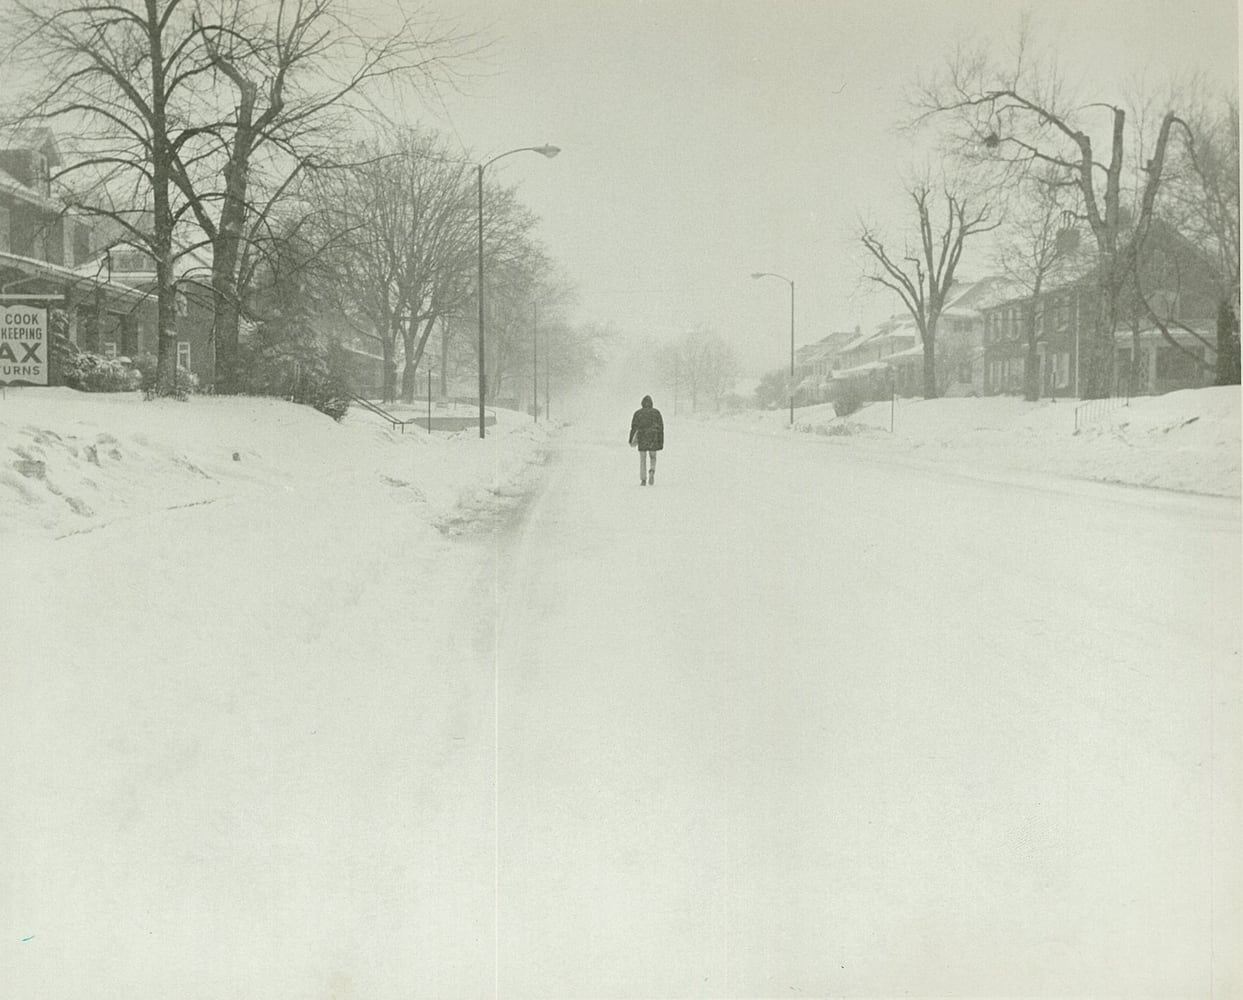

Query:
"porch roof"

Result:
[[2, 250, 150, 305]]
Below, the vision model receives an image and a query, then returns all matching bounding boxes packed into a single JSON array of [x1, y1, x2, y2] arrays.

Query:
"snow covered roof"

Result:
[[833, 359, 892, 378], [1, 250, 151, 304], [0, 125, 62, 165]]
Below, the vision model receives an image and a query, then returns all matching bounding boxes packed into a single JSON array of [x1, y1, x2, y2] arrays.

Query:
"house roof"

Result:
[[0, 164, 54, 209], [833, 359, 892, 378], [0, 125, 62, 165], [795, 329, 856, 364]]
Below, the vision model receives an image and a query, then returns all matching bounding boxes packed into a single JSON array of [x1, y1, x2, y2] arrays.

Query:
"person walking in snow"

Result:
[[629, 394, 664, 485]]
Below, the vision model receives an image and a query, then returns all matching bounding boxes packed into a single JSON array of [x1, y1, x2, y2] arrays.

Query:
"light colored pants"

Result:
[[640, 450, 657, 481]]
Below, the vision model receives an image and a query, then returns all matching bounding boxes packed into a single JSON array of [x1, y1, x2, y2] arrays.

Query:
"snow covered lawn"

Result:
[[2, 389, 550, 997], [722, 385, 1242, 498], [0, 388, 549, 537]]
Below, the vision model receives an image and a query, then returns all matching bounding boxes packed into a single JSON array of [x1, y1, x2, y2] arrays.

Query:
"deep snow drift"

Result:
[[0, 388, 551, 536]]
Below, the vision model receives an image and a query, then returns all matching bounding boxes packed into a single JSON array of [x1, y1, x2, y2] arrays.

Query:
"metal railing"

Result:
[[1074, 391, 1130, 433], [348, 394, 419, 433]]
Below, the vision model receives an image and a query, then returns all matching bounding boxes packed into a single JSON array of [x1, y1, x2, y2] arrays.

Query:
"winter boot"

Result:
[[648, 469, 655, 485]]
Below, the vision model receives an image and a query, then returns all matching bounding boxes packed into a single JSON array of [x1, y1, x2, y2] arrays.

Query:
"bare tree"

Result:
[[915, 30, 1186, 397], [2, 0, 470, 395], [473, 197, 549, 405], [860, 178, 998, 398], [184, 0, 469, 393], [993, 172, 1084, 399], [392, 141, 475, 402], [2, 0, 218, 393], [1150, 94, 1240, 384], [669, 325, 735, 411], [325, 148, 409, 400]]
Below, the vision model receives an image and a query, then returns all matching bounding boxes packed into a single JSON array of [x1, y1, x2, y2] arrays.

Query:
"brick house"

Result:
[[979, 227, 1220, 397], [84, 242, 216, 384], [1, 126, 153, 363]]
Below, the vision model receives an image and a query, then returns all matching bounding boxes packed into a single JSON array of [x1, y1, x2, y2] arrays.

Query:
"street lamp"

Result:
[[532, 300, 539, 423], [477, 144, 560, 438], [751, 271, 795, 426]]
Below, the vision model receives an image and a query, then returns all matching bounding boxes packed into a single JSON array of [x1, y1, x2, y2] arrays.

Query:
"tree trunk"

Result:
[[401, 316, 436, 402], [1081, 268, 1121, 399], [440, 318, 450, 396], [1217, 297, 1241, 385], [211, 155, 249, 393], [380, 321, 397, 402], [148, 0, 177, 396], [921, 330, 938, 399], [154, 243, 178, 393], [400, 323, 417, 402], [1023, 297, 1040, 401]]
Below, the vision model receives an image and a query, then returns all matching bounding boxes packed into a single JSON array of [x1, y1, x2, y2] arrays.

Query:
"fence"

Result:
[[1073, 391, 1130, 433]]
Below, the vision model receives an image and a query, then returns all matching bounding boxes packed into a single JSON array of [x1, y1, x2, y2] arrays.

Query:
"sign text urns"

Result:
[[0, 307, 48, 386]]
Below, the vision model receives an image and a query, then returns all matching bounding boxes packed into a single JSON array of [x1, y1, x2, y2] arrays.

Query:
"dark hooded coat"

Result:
[[629, 395, 664, 451]]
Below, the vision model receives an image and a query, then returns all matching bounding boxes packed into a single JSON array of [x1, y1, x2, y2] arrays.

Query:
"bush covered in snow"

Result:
[[62, 351, 143, 393], [237, 338, 352, 421], [130, 353, 200, 400]]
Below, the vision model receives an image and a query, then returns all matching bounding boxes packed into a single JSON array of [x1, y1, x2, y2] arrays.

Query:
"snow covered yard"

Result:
[[2, 389, 550, 997], [721, 385, 1242, 498], [0, 388, 550, 536]]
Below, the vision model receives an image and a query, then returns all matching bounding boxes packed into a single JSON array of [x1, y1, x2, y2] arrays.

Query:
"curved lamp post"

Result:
[[477, 144, 560, 438], [751, 271, 795, 426]]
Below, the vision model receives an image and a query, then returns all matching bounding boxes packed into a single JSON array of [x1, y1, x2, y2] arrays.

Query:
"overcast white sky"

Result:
[[396, 0, 1238, 374]]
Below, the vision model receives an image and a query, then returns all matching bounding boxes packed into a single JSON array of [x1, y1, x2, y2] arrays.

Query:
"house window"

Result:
[[1156, 347, 1199, 381], [177, 341, 191, 370], [32, 152, 50, 196], [103, 341, 118, 359]]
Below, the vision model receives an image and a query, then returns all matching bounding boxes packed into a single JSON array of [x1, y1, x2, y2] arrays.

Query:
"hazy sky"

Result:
[[401, 0, 1238, 373]]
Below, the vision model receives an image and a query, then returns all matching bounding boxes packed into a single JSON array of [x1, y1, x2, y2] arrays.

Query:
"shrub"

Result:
[[832, 379, 865, 417], [47, 331, 79, 386], [134, 353, 200, 400], [62, 351, 142, 392]]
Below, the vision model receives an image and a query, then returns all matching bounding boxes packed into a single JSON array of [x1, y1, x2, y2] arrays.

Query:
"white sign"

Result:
[[0, 306, 48, 386]]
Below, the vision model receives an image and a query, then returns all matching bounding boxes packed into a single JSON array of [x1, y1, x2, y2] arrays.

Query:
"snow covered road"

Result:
[[4, 393, 1239, 998], [492, 409, 1241, 997]]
